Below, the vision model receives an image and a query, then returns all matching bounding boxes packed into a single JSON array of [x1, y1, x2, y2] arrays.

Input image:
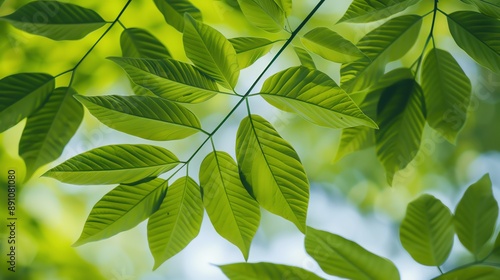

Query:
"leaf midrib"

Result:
[[448, 13, 499, 56]]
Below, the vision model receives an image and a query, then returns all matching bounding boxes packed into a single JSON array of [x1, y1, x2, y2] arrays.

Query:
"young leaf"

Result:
[[43, 144, 179, 185], [229, 37, 276, 69], [341, 15, 422, 92], [75, 95, 202, 141], [109, 57, 219, 103], [454, 174, 499, 257], [153, 0, 202, 32], [273, 0, 292, 16], [400, 194, 454, 266], [19, 87, 83, 180], [237, 0, 286, 33], [339, 0, 419, 23], [422, 48, 471, 144], [301, 27, 366, 63], [183, 14, 240, 90], [74, 178, 168, 246], [447, 11, 500, 73], [120, 28, 171, 59], [375, 79, 426, 185], [199, 151, 260, 260], [305, 227, 400, 280], [335, 126, 375, 162], [148, 177, 203, 269], [0, 1, 105, 40], [260, 66, 377, 129], [462, 0, 500, 19], [432, 265, 500, 280], [0, 73, 54, 133], [236, 115, 309, 233], [293, 47, 316, 69], [219, 262, 324, 280]]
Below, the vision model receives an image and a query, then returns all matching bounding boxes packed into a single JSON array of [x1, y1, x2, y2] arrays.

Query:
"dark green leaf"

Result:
[[229, 37, 276, 69], [462, 0, 500, 19], [219, 262, 324, 280], [433, 264, 500, 280], [335, 126, 375, 162], [120, 28, 171, 59], [237, 0, 285, 33], [293, 47, 316, 69], [339, 0, 419, 23], [153, 0, 201, 32]]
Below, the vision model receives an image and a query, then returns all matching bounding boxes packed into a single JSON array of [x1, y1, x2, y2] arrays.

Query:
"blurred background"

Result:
[[1, 0, 499, 279]]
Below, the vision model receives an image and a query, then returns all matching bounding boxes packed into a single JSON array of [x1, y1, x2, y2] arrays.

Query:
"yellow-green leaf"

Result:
[[153, 0, 201, 31], [237, 0, 285, 33], [219, 262, 324, 280]]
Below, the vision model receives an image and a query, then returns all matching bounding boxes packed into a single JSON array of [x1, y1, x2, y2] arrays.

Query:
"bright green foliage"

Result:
[[75, 95, 202, 141], [199, 151, 260, 260], [153, 0, 202, 31], [273, 0, 292, 16], [293, 47, 316, 69], [463, 0, 500, 19], [0, 73, 54, 133], [454, 174, 499, 257], [147, 177, 203, 270], [120, 28, 171, 59], [219, 262, 324, 280], [301, 27, 365, 63], [229, 37, 276, 69], [236, 115, 309, 233], [339, 0, 419, 23], [260, 66, 377, 129], [74, 178, 168, 246], [305, 227, 400, 280], [433, 265, 500, 280], [400, 194, 454, 266], [0, 1, 105, 40], [237, 0, 286, 32], [19, 87, 83, 179], [43, 144, 179, 185], [335, 126, 375, 162]]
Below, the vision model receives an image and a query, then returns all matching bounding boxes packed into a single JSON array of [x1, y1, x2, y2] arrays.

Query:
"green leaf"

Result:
[[335, 126, 375, 162], [183, 14, 240, 90], [293, 47, 316, 69], [74, 178, 168, 246], [0, 1, 105, 40], [422, 48, 471, 144], [229, 37, 276, 69], [273, 0, 292, 16], [433, 265, 500, 280], [301, 27, 365, 63], [487, 232, 500, 262], [219, 262, 324, 280], [341, 15, 422, 92], [236, 115, 309, 233], [74, 95, 202, 141], [400, 194, 454, 266], [339, 0, 419, 23], [148, 176, 203, 269], [260, 66, 377, 129], [463, 0, 500, 19], [237, 0, 285, 33], [120, 28, 171, 59], [375, 79, 426, 185], [305, 227, 400, 280], [19, 87, 83, 179], [447, 11, 500, 73], [0, 73, 54, 133], [109, 57, 219, 103], [153, 0, 202, 32], [454, 174, 499, 256], [43, 144, 179, 185], [199, 151, 260, 260]]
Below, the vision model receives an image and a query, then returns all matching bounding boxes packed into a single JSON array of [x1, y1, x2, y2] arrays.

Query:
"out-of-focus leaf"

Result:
[[432, 265, 500, 280], [273, 0, 292, 16], [339, 0, 419, 23], [237, 0, 285, 33], [335, 126, 375, 162], [462, 0, 500, 19], [120, 28, 171, 59], [219, 262, 324, 280], [153, 0, 201, 31], [293, 47, 316, 69], [229, 37, 276, 69]]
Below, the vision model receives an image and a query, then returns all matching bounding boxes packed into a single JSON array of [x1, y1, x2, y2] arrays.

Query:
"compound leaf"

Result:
[[339, 0, 419, 23], [229, 37, 276, 69], [153, 0, 201, 31], [237, 0, 286, 33], [219, 262, 324, 280]]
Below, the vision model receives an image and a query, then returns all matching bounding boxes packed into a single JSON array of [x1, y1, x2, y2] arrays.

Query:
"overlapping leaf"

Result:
[[43, 144, 179, 185], [0, 1, 105, 40], [19, 87, 83, 179], [400, 194, 454, 266], [75, 95, 202, 141], [335, 126, 375, 162], [273, 0, 292, 16], [153, 0, 202, 31], [0, 73, 54, 133], [260, 66, 377, 129], [74, 178, 168, 246], [109, 57, 219, 103], [293, 47, 316, 69], [305, 227, 400, 280], [433, 265, 500, 280], [229, 37, 276, 69], [148, 177, 203, 269], [462, 0, 500, 19], [219, 262, 324, 280], [236, 115, 309, 233], [199, 151, 260, 259], [237, 0, 286, 33], [339, 0, 419, 23], [120, 28, 171, 59]]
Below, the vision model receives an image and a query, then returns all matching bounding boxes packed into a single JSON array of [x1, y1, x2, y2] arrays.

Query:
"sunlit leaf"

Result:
[[433, 265, 500, 280], [400, 194, 454, 266], [219, 262, 324, 280], [19, 87, 83, 179], [120, 28, 171, 59], [0, 73, 54, 133], [0, 1, 105, 40], [109, 57, 219, 103], [341, 15, 422, 92], [462, 0, 500, 19], [293, 47, 316, 69], [305, 227, 400, 280], [199, 151, 260, 259], [273, 0, 292, 16], [236, 115, 309, 233], [260, 66, 377, 129], [301, 27, 365, 63], [229, 37, 276, 69], [183, 14, 240, 90], [339, 0, 419, 23], [375, 79, 426, 185], [447, 11, 500, 73], [153, 0, 201, 31], [43, 144, 179, 185], [237, 0, 285, 33], [335, 126, 375, 162], [75, 95, 202, 141], [454, 174, 499, 257], [148, 177, 203, 269], [74, 178, 168, 246]]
